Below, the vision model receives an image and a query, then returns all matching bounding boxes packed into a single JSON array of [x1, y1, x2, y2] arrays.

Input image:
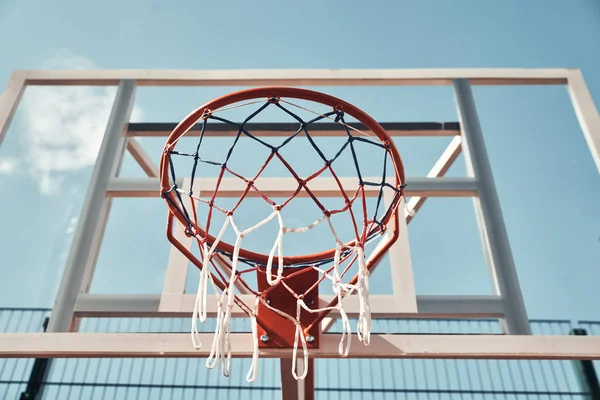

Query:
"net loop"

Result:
[[355, 246, 372, 345], [292, 300, 309, 380], [265, 209, 285, 286], [246, 296, 261, 382]]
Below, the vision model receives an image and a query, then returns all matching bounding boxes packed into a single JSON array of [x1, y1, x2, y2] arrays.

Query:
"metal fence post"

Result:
[[571, 328, 600, 400], [19, 318, 50, 400]]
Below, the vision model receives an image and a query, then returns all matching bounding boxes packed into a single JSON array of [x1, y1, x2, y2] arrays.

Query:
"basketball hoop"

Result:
[[159, 87, 406, 381]]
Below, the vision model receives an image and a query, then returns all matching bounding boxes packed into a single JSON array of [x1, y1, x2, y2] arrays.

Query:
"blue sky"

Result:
[[0, 0, 599, 325]]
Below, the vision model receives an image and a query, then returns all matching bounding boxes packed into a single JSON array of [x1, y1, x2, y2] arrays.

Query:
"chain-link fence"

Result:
[[1, 308, 596, 399]]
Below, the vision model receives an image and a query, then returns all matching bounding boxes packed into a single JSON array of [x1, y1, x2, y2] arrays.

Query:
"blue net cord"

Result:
[[163, 98, 403, 269]]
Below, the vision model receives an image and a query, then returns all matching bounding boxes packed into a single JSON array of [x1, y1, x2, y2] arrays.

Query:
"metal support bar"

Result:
[[17, 68, 570, 86], [385, 196, 417, 308], [406, 136, 463, 223], [2, 332, 600, 359], [126, 138, 159, 177], [127, 121, 460, 137], [77, 133, 131, 311], [18, 318, 50, 400], [453, 79, 531, 335], [0, 71, 26, 147], [416, 295, 504, 317], [106, 177, 478, 198], [46, 80, 136, 333], [571, 329, 600, 400], [280, 358, 314, 400], [74, 293, 504, 319], [566, 70, 600, 173]]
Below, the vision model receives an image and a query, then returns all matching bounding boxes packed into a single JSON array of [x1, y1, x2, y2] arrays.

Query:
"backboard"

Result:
[[0, 68, 599, 398]]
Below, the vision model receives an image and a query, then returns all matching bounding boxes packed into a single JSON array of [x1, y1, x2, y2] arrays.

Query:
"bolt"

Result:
[[306, 335, 315, 343], [260, 335, 269, 343]]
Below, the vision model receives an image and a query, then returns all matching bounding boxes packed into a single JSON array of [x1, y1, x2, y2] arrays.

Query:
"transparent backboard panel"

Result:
[[2, 81, 599, 320], [0, 86, 121, 308]]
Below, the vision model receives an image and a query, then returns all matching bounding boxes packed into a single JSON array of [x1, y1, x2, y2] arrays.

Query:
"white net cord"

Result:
[[355, 246, 372, 345], [191, 207, 373, 381], [265, 210, 285, 285], [325, 216, 372, 346], [205, 289, 231, 376], [201, 212, 278, 379], [191, 217, 231, 349], [245, 296, 261, 382], [291, 300, 309, 380]]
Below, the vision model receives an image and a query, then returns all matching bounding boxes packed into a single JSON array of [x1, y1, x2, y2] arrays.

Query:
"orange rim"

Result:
[[160, 86, 405, 266]]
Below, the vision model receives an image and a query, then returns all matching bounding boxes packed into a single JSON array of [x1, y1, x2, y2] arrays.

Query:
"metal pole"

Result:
[[19, 318, 50, 400], [453, 78, 531, 335], [46, 80, 136, 333], [571, 328, 600, 400]]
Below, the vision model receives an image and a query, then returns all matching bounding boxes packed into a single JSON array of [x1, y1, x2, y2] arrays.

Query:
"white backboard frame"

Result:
[[1, 69, 599, 400]]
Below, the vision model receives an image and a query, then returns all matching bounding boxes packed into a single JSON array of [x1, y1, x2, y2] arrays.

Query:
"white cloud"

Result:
[[0, 157, 17, 174], [66, 217, 78, 234], [42, 49, 98, 70], [20, 49, 143, 195]]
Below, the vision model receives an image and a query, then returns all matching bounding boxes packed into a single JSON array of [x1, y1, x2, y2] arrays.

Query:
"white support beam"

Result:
[[106, 177, 478, 198], [0, 71, 26, 147], [406, 136, 463, 223], [416, 295, 504, 317], [454, 79, 530, 335], [76, 294, 418, 319], [159, 179, 193, 312], [566, 70, 600, 173], [74, 294, 504, 319], [2, 332, 600, 360], [46, 80, 137, 333], [18, 68, 570, 87], [322, 293, 501, 333], [75, 294, 161, 317], [126, 138, 159, 177], [386, 196, 417, 308]]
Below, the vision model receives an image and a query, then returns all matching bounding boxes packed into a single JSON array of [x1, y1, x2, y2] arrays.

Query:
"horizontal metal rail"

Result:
[[14, 68, 571, 86], [2, 332, 600, 359], [73, 294, 505, 319], [127, 122, 461, 137], [106, 177, 478, 198]]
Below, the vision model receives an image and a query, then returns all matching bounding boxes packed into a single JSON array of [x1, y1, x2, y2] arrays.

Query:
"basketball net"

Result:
[[160, 88, 405, 382]]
